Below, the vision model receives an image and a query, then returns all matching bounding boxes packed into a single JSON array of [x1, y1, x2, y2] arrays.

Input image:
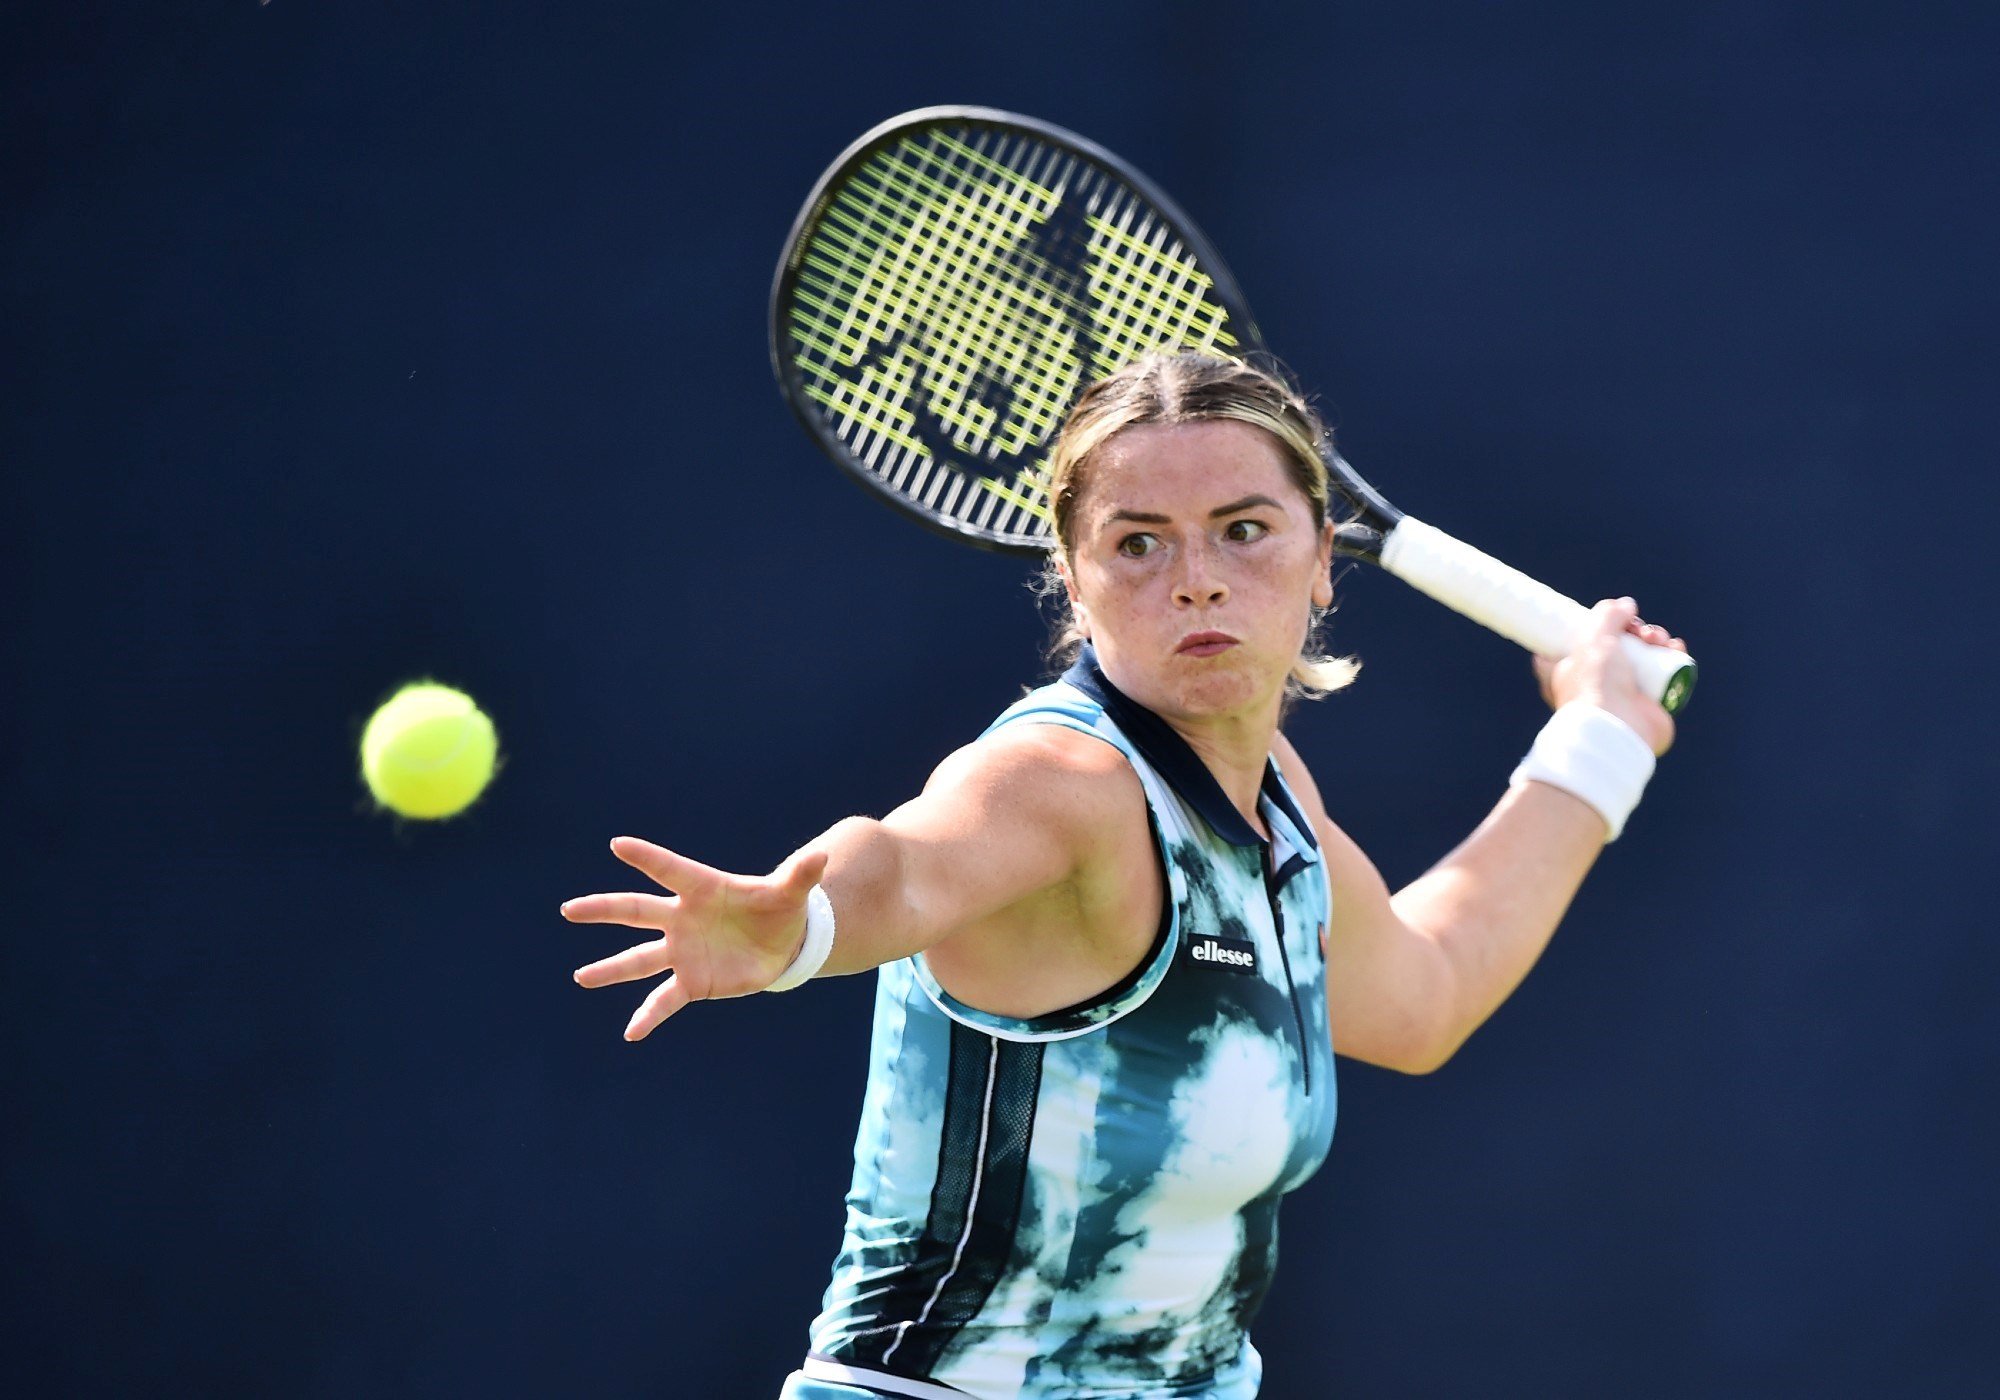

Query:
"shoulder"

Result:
[[890, 713, 1155, 949], [923, 719, 1145, 837]]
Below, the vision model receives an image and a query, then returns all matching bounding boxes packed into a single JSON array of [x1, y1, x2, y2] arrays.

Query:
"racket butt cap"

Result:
[[1660, 661, 1697, 715]]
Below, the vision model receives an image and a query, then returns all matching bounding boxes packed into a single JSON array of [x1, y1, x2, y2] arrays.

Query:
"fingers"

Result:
[[560, 837, 721, 1042], [562, 881, 678, 991], [559, 890, 674, 928], [625, 974, 693, 1041], [1606, 597, 1688, 653], [573, 937, 673, 989], [1531, 652, 1558, 708], [566, 836, 821, 1043], [1591, 595, 1639, 641], [1548, 599, 1679, 753], [1623, 616, 1686, 651], [610, 835, 721, 895]]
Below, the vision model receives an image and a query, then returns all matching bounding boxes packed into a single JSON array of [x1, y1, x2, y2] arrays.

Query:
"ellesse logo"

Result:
[[1188, 934, 1257, 975]]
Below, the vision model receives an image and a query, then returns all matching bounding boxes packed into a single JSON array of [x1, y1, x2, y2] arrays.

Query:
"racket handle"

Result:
[[1377, 517, 1698, 714]]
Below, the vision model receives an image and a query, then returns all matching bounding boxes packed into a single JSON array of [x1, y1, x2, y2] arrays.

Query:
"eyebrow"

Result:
[[1104, 494, 1284, 525]]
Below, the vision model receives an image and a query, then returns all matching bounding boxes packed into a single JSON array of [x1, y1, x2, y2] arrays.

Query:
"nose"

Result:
[[1173, 539, 1229, 608]]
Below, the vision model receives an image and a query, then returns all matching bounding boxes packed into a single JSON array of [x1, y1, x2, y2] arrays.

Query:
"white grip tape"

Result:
[[764, 885, 835, 992], [1378, 517, 1690, 704], [1510, 703, 1657, 840]]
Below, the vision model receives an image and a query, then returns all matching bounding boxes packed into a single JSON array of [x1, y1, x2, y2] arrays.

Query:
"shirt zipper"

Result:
[[1263, 847, 1312, 1096]]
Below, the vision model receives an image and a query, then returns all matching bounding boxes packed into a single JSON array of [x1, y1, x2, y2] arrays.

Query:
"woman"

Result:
[[562, 354, 1683, 1399]]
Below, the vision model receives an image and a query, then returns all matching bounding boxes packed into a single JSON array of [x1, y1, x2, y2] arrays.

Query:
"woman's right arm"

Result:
[[561, 723, 1129, 1040]]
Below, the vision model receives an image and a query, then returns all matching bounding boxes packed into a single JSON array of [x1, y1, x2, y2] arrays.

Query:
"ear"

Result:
[[1311, 519, 1336, 609], [1057, 558, 1090, 634]]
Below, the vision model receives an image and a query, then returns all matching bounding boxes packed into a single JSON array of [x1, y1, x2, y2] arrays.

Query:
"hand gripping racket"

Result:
[[770, 107, 1697, 712]]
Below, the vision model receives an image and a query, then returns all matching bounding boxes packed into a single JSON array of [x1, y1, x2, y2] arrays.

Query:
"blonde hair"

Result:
[[1040, 352, 1358, 698]]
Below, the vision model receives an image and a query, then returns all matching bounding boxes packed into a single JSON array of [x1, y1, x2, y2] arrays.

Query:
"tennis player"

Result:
[[563, 354, 1684, 1399]]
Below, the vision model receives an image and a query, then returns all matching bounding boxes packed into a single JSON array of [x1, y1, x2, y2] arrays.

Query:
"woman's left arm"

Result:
[[1282, 598, 1684, 1074]]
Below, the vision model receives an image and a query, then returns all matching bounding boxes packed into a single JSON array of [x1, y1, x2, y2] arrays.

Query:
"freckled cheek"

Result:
[[1236, 554, 1304, 603], [1101, 579, 1177, 635], [1239, 555, 1322, 640], [1081, 558, 1168, 605]]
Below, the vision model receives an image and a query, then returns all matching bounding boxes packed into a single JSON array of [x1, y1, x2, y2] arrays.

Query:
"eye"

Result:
[[1116, 533, 1159, 558], [1224, 518, 1269, 543]]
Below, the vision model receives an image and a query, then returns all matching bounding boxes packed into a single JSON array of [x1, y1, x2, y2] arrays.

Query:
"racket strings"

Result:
[[802, 131, 1084, 529], [805, 134, 1063, 484], [784, 122, 1241, 546], [875, 137, 1044, 529], [904, 134, 1071, 513]]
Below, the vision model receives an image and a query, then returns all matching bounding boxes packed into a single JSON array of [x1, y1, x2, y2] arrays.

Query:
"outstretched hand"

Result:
[[562, 837, 827, 1041], [1533, 597, 1687, 757]]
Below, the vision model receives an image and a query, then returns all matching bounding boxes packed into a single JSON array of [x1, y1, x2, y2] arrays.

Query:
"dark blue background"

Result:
[[6, 2, 1994, 1394]]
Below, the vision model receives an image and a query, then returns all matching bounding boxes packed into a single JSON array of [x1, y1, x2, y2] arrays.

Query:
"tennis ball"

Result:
[[360, 682, 498, 820]]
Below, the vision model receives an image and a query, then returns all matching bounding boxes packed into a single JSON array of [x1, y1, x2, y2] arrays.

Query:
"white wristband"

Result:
[[764, 885, 836, 992], [1510, 703, 1657, 841]]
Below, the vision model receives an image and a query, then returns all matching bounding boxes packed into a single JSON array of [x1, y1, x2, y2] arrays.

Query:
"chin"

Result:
[[1157, 657, 1277, 718]]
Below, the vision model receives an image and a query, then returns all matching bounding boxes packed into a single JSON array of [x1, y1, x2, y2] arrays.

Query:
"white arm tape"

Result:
[[764, 884, 836, 992], [1510, 703, 1656, 841]]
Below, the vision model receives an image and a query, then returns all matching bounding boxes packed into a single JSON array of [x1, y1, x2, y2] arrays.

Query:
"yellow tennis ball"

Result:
[[360, 682, 498, 820]]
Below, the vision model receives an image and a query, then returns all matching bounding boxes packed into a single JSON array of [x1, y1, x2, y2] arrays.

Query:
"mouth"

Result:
[[1175, 630, 1239, 658]]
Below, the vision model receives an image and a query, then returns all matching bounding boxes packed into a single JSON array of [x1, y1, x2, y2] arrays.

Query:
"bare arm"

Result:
[[1288, 598, 1684, 1074], [1315, 781, 1608, 1073], [805, 726, 1131, 976], [561, 724, 1127, 1040]]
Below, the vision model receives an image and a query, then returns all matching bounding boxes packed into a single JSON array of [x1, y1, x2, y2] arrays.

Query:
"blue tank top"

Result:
[[803, 650, 1337, 1399]]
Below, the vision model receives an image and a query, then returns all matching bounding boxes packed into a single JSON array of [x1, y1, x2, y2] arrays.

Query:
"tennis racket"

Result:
[[770, 106, 1697, 712]]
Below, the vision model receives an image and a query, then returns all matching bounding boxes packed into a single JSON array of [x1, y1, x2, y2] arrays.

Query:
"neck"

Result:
[[1162, 707, 1278, 840], [1089, 648, 1282, 837], [1072, 648, 1288, 844]]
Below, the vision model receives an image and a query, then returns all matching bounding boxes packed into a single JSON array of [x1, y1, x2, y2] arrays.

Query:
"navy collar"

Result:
[[1061, 645, 1318, 854]]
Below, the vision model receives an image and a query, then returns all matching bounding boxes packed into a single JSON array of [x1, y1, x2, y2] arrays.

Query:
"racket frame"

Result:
[[771, 105, 1290, 554], [771, 107, 1695, 712]]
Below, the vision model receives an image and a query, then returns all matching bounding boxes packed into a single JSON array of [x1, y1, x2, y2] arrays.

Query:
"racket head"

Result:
[[771, 106, 1268, 554]]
